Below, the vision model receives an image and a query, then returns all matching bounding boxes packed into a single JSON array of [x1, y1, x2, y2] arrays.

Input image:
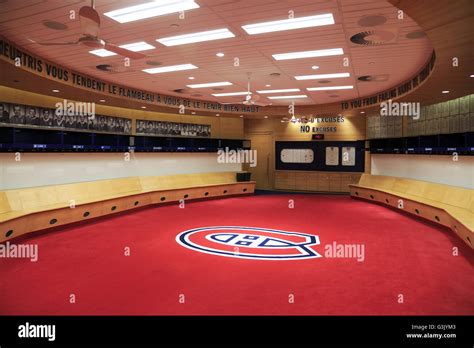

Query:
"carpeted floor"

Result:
[[1, 194, 473, 315]]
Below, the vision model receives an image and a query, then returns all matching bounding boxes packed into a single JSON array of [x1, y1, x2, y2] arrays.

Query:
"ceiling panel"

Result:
[[0, 0, 433, 106]]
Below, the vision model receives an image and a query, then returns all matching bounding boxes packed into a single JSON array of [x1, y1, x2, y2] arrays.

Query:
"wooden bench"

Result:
[[349, 174, 474, 249], [0, 172, 255, 242]]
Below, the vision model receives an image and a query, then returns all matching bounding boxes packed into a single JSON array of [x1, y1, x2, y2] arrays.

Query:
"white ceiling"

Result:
[[0, 0, 433, 106]]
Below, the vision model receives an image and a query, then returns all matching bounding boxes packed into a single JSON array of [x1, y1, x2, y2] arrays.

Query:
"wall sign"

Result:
[[0, 38, 260, 114], [299, 115, 344, 134], [340, 51, 436, 110]]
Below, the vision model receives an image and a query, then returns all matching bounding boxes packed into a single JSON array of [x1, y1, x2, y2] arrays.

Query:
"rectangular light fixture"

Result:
[[295, 72, 350, 80], [306, 85, 353, 91], [90, 42, 155, 57], [119, 41, 155, 52], [157, 28, 235, 46], [142, 64, 198, 74], [257, 88, 300, 94], [187, 82, 233, 88], [267, 95, 308, 99], [242, 13, 334, 35], [272, 48, 344, 61], [89, 49, 116, 57], [212, 92, 249, 96], [104, 0, 200, 23]]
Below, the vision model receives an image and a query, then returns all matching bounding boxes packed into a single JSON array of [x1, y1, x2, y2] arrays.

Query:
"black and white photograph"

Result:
[[24, 106, 40, 126], [136, 119, 211, 137], [9, 104, 25, 125], [0, 102, 10, 123]]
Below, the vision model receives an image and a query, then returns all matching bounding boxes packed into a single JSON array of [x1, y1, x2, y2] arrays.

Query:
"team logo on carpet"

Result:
[[176, 226, 321, 260]]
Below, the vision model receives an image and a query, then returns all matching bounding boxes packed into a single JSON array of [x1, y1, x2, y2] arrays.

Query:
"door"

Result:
[[244, 133, 273, 190]]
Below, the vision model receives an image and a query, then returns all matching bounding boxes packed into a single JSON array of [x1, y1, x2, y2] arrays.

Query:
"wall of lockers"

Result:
[[366, 94, 474, 139]]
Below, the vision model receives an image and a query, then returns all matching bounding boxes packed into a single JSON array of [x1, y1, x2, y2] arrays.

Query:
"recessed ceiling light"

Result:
[[52, 89, 60, 93], [470, 74, 474, 77], [273, 48, 344, 61], [143, 64, 198, 74], [295, 72, 350, 80], [216, 113, 220, 116], [141, 106, 147, 109], [187, 81, 233, 88], [312, 65, 319, 70], [257, 88, 300, 94], [264, 116, 269, 119], [265, 84, 271, 87], [240, 115, 244, 118], [119, 41, 155, 52], [242, 13, 334, 35], [216, 52, 225, 57], [188, 76, 195, 80], [90, 41, 155, 57], [267, 95, 308, 99], [442, 90, 450, 94], [104, 0, 200, 23], [89, 49, 116, 57], [99, 99, 106, 102], [212, 91, 249, 96], [360, 111, 365, 114], [307, 85, 353, 91], [157, 28, 235, 46]]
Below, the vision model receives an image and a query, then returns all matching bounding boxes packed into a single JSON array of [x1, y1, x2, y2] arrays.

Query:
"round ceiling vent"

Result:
[[350, 30, 396, 45], [172, 88, 187, 94], [357, 15, 387, 27], [146, 61, 162, 66], [96, 64, 112, 71], [358, 75, 389, 82], [96, 64, 132, 73], [406, 30, 426, 39], [318, 80, 331, 84], [42, 20, 68, 30], [270, 72, 281, 77]]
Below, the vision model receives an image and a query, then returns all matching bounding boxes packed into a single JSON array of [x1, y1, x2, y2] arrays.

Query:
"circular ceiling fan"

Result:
[[241, 73, 269, 107], [32, 0, 146, 59]]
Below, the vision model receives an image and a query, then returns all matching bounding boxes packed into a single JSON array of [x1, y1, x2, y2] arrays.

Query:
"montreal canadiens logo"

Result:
[[176, 226, 321, 260]]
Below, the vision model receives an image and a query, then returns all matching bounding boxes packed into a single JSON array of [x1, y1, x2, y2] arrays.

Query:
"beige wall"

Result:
[[0, 152, 242, 190], [371, 154, 474, 189], [244, 116, 367, 190]]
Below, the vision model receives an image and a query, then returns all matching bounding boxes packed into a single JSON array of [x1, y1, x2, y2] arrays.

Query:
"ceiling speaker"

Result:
[[357, 15, 387, 27], [42, 20, 68, 30], [406, 30, 426, 39], [358, 75, 389, 82], [350, 30, 398, 45]]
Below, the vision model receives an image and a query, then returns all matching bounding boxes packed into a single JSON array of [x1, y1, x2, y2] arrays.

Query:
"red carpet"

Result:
[[1, 194, 473, 315]]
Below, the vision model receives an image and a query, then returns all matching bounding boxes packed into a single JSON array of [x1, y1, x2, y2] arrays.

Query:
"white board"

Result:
[[342, 146, 356, 166], [281, 149, 314, 163]]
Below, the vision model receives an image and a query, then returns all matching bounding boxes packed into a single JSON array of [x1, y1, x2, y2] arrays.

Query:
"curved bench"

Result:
[[349, 174, 474, 249], [0, 172, 255, 242]]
